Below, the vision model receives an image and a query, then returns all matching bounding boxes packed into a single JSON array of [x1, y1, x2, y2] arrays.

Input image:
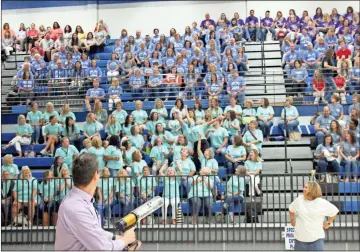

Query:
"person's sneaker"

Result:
[[40, 149, 46, 155]]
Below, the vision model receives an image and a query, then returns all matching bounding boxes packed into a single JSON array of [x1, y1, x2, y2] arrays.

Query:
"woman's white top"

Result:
[[289, 195, 339, 242]]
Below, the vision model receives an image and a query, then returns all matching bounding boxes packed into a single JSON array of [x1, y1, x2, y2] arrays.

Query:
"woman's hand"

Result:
[[323, 221, 330, 230]]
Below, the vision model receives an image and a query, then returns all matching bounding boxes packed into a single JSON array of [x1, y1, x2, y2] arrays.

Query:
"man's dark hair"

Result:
[[109, 135, 121, 149], [72, 153, 98, 187]]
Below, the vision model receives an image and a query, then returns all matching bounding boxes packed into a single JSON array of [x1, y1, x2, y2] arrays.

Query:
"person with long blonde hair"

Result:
[[12, 166, 38, 226], [289, 181, 338, 251]]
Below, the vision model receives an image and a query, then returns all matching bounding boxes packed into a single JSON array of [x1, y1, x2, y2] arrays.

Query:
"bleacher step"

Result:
[[262, 147, 313, 161], [262, 161, 314, 174]]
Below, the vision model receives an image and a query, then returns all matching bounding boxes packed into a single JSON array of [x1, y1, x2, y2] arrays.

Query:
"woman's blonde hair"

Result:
[[83, 138, 92, 147], [116, 101, 123, 109], [245, 99, 254, 107], [17, 114, 26, 124], [3, 154, 13, 165], [107, 114, 116, 125], [91, 136, 102, 148], [305, 181, 322, 200], [286, 97, 294, 105], [101, 167, 110, 177], [20, 166, 32, 179], [205, 148, 215, 159], [235, 165, 247, 176], [111, 78, 119, 87], [135, 100, 143, 107], [154, 99, 164, 108], [94, 100, 102, 115]]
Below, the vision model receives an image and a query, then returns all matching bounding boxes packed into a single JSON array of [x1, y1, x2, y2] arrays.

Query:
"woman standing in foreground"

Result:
[[289, 181, 339, 251]]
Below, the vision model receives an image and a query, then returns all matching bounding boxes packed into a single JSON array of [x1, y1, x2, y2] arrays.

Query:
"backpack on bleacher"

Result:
[[245, 202, 259, 224]]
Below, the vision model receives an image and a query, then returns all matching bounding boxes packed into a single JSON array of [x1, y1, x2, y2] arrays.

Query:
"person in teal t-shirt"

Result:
[[88, 136, 106, 171], [224, 135, 247, 174], [131, 101, 148, 128], [41, 115, 62, 156], [105, 115, 122, 138], [146, 112, 165, 136], [244, 149, 262, 197], [104, 135, 124, 177], [150, 137, 169, 175], [96, 168, 115, 226], [2, 115, 33, 157], [83, 112, 101, 139], [54, 137, 80, 175], [62, 116, 82, 150], [206, 118, 229, 154], [129, 125, 145, 151], [13, 166, 38, 225], [131, 150, 148, 185], [112, 102, 128, 125], [58, 104, 76, 125], [223, 110, 241, 138], [138, 166, 158, 214], [26, 102, 43, 144], [278, 97, 300, 136], [159, 162, 181, 225], [188, 168, 214, 225], [39, 170, 59, 226], [173, 148, 196, 195], [151, 99, 168, 123], [114, 169, 133, 216], [243, 120, 264, 153], [225, 166, 246, 223], [2, 154, 20, 178]]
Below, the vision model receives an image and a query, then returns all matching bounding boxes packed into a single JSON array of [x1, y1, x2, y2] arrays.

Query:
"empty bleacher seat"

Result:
[[11, 106, 27, 114], [339, 182, 360, 194], [2, 157, 54, 168]]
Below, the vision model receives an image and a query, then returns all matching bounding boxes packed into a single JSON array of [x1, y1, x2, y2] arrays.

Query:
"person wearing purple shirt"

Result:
[[245, 10, 260, 42], [55, 153, 139, 251], [344, 7, 354, 22], [286, 15, 300, 41], [84, 79, 105, 112], [287, 9, 300, 23], [330, 9, 341, 24], [200, 13, 216, 28], [260, 11, 276, 41], [313, 7, 323, 24], [274, 11, 287, 40]]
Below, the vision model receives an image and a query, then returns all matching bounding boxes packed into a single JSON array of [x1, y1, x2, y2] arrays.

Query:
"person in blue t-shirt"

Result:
[[84, 79, 106, 112], [290, 60, 308, 97], [129, 68, 146, 99], [302, 43, 321, 70], [106, 53, 120, 82], [17, 70, 34, 105], [226, 70, 246, 106], [339, 131, 359, 182]]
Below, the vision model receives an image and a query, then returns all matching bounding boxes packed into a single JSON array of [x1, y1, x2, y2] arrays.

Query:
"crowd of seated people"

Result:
[[1, 6, 360, 227], [4, 7, 359, 106], [2, 92, 359, 226]]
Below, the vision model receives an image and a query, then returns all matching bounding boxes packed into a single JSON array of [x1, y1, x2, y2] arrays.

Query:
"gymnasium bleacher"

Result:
[[1, 6, 359, 248]]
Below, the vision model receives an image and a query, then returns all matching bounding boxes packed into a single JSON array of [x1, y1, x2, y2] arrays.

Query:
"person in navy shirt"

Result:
[[302, 43, 321, 70], [200, 13, 216, 28], [245, 10, 260, 42], [284, 44, 300, 77], [84, 79, 105, 112], [260, 11, 276, 41]]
